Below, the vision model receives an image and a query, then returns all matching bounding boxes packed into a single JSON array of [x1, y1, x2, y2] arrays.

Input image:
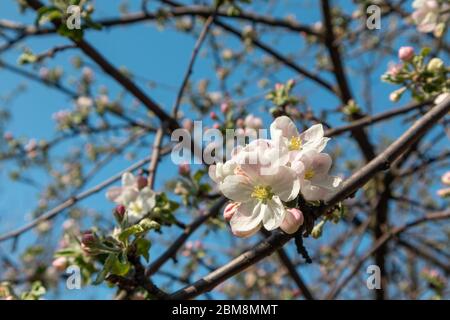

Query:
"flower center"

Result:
[[288, 136, 302, 151], [305, 169, 315, 180], [251, 185, 273, 201], [128, 201, 143, 214]]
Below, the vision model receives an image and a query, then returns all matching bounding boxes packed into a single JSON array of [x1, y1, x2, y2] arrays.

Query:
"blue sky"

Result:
[[0, 0, 448, 299]]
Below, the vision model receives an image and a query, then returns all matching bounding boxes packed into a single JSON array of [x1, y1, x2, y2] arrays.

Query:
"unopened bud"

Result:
[[178, 163, 190, 176], [280, 208, 304, 234], [114, 204, 126, 222], [81, 230, 96, 246], [427, 58, 444, 72], [136, 175, 148, 189]]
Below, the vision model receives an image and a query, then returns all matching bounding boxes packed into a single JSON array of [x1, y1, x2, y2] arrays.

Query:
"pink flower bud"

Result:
[[236, 118, 245, 128], [3, 132, 13, 141], [280, 208, 304, 234], [213, 123, 221, 129], [182, 119, 194, 131], [136, 175, 148, 189], [398, 46, 414, 61], [178, 163, 190, 176], [223, 202, 239, 221], [52, 257, 68, 272], [81, 231, 96, 246], [115, 204, 126, 221], [388, 63, 403, 76], [275, 83, 283, 91], [220, 102, 230, 113], [210, 111, 218, 120]]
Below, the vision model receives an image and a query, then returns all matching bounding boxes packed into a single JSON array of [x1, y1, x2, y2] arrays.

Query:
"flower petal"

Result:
[[270, 116, 299, 140], [230, 200, 263, 237], [106, 186, 123, 202], [261, 166, 300, 202], [122, 172, 136, 187], [301, 180, 330, 201], [220, 175, 253, 202], [262, 197, 287, 231]]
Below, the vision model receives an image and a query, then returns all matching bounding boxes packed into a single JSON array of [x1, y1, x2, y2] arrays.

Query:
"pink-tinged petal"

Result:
[[220, 175, 253, 202], [117, 188, 139, 204], [290, 158, 305, 178], [261, 166, 299, 202], [270, 116, 299, 140], [314, 175, 343, 193], [106, 186, 123, 202], [280, 208, 304, 234], [310, 152, 332, 176], [223, 202, 239, 221], [262, 197, 287, 231], [230, 201, 263, 237], [301, 181, 329, 201], [122, 172, 136, 187], [299, 124, 324, 142]]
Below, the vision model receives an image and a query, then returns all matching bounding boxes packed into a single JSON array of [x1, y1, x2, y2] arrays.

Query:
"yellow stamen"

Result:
[[129, 201, 142, 214], [305, 169, 315, 180], [289, 136, 302, 151], [251, 185, 273, 201]]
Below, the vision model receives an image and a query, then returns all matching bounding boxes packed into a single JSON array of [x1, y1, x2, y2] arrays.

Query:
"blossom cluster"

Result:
[[383, 46, 449, 103], [209, 116, 343, 238], [411, 0, 449, 37]]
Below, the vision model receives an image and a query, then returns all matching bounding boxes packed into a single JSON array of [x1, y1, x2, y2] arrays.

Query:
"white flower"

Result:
[[106, 172, 156, 224], [220, 150, 300, 237], [270, 116, 329, 159], [292, 150, 343, 201], [76, 96, 93, 109]]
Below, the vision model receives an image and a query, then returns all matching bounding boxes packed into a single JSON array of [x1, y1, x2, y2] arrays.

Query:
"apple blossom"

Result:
[[220, 150, 300, 237], [291, 150, 343, 201], [270, 116, 329, 158], [106, 172, 156, 224]]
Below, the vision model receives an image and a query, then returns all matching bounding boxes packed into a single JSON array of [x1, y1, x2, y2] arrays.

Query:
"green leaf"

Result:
[[93, 253, 116, 285], [420, 47, 431, 57], [193, 170, 206, 183], [135, 238, 152, 262], [118, 224, 145, 243], [110, 254, 131, 276], [54, 247, 79, 257], [57, 24, 84, 41], [139, 218, 160, 232], [35, 6, 62, 26]]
